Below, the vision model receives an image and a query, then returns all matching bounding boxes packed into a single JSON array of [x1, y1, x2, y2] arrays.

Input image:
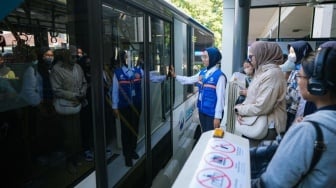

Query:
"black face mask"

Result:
[[0, 59, 4, 68], [69, 55, 78, 64], [44, 57, 54, 65]]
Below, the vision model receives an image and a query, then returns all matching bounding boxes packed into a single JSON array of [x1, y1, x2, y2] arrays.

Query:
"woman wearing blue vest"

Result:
[[170, 47, 227, 133], [111, 50, 142, 167], [112, 50, 167, 167]]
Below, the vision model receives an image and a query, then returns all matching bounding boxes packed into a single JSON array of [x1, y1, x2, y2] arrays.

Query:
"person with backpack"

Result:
[[252, 47, 336, 188]]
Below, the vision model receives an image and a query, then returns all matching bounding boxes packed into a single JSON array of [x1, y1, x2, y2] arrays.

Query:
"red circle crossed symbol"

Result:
[[196, 168, 231, 188]]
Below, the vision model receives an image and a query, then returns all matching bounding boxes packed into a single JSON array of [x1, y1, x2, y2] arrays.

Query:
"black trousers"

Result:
[[199, 112, 214, 132], [60, 113, 82, 160], [119, 104, 141, 158]]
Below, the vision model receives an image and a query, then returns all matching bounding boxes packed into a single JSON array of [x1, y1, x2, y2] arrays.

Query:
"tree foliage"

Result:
[[168, 0, 223, 48]]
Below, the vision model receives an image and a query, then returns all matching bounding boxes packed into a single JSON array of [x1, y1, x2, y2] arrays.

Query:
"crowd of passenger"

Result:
[[1, 44, 165, 177], [230, 40, 336, 187], [0, 45, 100, 178], [168, 40, 336, 187], [168, 41, 335, 187]]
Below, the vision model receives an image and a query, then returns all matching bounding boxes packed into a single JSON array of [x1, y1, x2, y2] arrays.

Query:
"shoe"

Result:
[[106, 149, 112, 159], [67, 162, 77, 174], [84, 149, 113, 161], [36, 155, 49, 166], [73, 160, 82, 167], [50, 151, 65, 160], [125, 157, 133, 167], [48, 151, 66, 166], [71, 155, 83, 167], [84, 150, 94, 161], [131, 151, 139, 159]]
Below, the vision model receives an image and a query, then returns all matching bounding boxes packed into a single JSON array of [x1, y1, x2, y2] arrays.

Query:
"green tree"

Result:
[[168, 0, 223, 48]]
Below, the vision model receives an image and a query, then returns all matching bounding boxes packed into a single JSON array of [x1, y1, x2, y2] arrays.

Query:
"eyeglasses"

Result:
[[248, 54, 254, 62], [201, 55, 209, 60], [45, 54, 54, 57], [295, 73, 308, 80]]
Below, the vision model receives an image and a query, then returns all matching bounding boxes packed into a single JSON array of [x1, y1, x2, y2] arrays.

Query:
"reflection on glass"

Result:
[[149, 17, 171, 132], [0, 0, 94, 187], [102, 1, 173, 184], [173, 20, 187, 106]]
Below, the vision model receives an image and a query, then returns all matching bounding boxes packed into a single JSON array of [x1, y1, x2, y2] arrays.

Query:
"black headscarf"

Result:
[[37, 47, 53, 100], [319, 41, 336, 49], [287, 41, 313, 64]]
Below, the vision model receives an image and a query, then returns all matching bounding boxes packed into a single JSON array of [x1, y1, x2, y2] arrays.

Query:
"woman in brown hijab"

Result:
[[234, 41, 287, 146]]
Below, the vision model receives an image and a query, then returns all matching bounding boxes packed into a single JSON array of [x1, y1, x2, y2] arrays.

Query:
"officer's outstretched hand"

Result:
[[168, 65, 176, 78]]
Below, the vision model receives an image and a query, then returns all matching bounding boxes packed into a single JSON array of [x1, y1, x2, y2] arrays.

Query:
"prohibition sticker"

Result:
[[196, 168, 231, 188], [210, 138, 236, 153], [204, 152, 234, 169]]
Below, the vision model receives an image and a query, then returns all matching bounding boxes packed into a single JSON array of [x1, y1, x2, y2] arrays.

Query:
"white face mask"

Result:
[[32, 60, 38, 65], [288, 53, 297, 63], [244, 68, 253, 75]]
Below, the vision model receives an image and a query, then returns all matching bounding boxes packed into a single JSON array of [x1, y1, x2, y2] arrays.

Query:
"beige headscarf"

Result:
[[249, 41, 283, 69]]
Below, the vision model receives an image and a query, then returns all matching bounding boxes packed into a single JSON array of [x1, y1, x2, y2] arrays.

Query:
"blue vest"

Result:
[[115, 67, 142, 108], [196, 68, 223, 117]]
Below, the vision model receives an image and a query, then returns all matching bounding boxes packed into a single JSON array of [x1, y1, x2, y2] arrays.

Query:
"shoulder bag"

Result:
[[54, 98, 81, 115], [235, 115, 268, 140]]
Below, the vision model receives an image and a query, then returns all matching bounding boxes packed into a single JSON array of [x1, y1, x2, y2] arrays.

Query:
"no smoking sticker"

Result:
[[196, 168, 231, 188], [204, 152, 234, 169], [211, 139, 236, 153]]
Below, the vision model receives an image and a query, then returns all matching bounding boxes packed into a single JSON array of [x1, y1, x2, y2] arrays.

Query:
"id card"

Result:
[[198, 92, 202, 102]]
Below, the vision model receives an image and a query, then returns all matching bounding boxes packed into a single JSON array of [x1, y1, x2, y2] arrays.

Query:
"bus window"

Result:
[[0, 0, 94, 187], [149, 17, 172, 132], [102, 2, 172, 185], [102, 1, 148, 184], [173, 19, 188, 106]]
